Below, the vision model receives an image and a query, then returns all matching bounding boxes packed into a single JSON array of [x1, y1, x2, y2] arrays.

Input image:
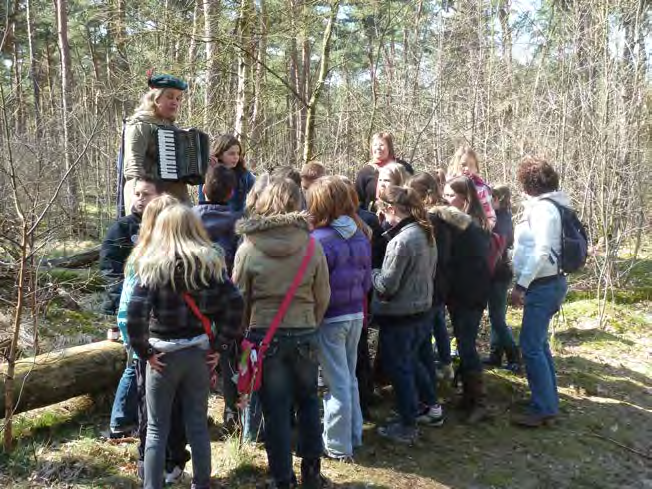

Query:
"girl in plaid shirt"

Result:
[[126, 204, 244, 489]]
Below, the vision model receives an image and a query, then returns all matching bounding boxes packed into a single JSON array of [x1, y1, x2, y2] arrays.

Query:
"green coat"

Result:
[[123, 112, 188, 201]]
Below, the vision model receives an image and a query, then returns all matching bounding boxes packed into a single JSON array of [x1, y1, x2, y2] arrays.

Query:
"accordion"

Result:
[[156, 127, 210, 185]]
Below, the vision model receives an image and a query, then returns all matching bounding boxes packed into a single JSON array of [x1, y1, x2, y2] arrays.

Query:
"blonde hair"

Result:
[[379, 162, 408, 187], [254, 178, 302, 217], [127, 194, 179, 270], [447, 146, 480, 178], [132, 88, 180, 121], [245, 172, 270, 214], [133, 204, 226, 290]]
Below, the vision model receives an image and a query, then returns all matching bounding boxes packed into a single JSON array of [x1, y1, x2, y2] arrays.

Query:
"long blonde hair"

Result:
[[134, 204, 226, 290], [447, 145, 480, 178], [127, 194, 179, 271]]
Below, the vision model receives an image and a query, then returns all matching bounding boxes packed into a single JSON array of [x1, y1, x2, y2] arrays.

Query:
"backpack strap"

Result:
[[540, 197, 564, 273]]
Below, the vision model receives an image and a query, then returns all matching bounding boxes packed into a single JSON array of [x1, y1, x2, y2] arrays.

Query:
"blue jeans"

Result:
[[318, 318, 363, 458], [416, 310, 438, 407], [242, 391, 264, 443], [249, 329, 323, 486], [110, 352, 138, 432], [432, 304, 451, 365], [488, 280, 517, 351], [144, 347, 212, 489], [449, 306, 484, 374], [520, 276, 567, 416], [377, 313, 428, 427]]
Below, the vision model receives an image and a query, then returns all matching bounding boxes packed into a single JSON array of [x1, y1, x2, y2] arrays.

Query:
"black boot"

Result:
[[504, 345, 523, 374], [300, 458, 330, 489], [482, 346, 504, 368]]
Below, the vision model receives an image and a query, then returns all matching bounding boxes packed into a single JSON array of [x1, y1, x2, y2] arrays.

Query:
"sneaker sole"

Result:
[[416, 417, 445, 427]]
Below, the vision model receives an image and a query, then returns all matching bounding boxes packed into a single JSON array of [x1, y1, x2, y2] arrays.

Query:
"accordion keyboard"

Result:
[[157, 129, 179, 180]]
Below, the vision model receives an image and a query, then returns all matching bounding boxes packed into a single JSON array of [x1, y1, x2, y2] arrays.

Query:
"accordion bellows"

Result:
[[156, 127, 210, 185]]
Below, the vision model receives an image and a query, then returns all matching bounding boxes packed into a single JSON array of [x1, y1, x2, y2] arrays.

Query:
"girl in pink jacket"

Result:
[[447, 146, 496, 230]]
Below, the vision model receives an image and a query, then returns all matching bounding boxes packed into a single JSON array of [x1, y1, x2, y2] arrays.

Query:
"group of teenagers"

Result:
[[99, 74, 572, 489]]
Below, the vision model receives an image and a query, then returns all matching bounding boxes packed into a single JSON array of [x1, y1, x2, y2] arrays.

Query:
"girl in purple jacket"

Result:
[[307, 176, 372, 461]]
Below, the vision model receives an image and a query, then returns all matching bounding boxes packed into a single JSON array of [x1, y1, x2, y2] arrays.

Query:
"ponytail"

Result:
[[379, 185, 434, 245]]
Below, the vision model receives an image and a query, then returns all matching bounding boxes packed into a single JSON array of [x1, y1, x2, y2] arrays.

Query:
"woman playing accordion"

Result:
[[122, 73, 191, 214]]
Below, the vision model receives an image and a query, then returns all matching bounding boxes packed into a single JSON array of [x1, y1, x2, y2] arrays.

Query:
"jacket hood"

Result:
[[428, 205, 472, 231], [236, 212, 310, 258], [127, 112, 172, 126], [526, 191, 572, 209], [331, 216, 358, 239]]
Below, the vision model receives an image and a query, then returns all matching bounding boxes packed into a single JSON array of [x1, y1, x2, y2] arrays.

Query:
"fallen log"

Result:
[[0, 340, 126, 417], [41, 246, 101, 269]]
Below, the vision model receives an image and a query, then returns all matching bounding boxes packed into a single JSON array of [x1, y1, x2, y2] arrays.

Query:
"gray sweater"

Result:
[[371, 220, 437, 317]]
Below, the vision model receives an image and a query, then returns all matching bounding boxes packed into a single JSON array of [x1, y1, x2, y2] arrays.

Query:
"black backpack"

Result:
[[542, 198, 588, 274]]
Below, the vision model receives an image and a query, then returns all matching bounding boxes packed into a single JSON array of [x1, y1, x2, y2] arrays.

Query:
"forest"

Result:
[[0, 0, 650, 488]]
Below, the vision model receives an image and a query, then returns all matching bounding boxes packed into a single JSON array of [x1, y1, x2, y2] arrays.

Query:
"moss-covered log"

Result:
[[0, 340, 126, 416]]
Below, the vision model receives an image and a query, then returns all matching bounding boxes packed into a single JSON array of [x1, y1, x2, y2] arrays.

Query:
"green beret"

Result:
[[148, 74, 188, 91]]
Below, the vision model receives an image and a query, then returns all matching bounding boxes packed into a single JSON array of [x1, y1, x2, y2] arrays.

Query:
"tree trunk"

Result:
[[25, 0, 42, 135], [186, 0, 200, 121], [249, 0, 268, 168], [302, 0, 339, 163], [203, 0, 220, 131], [234, 0, 253, 140], [0, 341, 127, 417], [55, 0, 79, 226]]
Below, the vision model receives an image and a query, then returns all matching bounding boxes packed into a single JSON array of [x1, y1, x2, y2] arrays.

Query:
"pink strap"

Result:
[[259, 237, 315, 353], [183, 293, 214, 341]]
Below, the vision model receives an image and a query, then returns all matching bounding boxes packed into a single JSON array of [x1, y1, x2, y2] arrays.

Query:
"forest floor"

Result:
[[0, 245, 651, 488]]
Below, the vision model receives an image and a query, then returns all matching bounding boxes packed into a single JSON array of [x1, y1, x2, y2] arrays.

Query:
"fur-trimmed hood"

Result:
[[235, 212, 310, 258], [428, 205, 473, 231]]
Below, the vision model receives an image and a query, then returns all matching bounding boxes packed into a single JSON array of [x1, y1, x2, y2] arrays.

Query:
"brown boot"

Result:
[[510, 411, 556, 428], [460, 371, 489, 425]]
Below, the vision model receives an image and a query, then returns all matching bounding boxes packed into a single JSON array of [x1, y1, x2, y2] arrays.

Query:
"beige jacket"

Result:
[[122, 112, 188, 201], [233, 212, 331, 330]]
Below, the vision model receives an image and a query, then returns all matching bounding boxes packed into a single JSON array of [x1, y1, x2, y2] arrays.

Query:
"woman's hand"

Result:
[[147, 352, 166, 373], [206, 351, 220, 370], [510, 287, 525, 308]]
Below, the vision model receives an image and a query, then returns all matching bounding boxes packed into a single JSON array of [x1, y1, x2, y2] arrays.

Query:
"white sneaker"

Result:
[[416, 404, 445, 427], [164, 466, 185, 484]]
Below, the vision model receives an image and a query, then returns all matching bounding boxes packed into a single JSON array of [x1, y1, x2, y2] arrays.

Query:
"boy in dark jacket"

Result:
[[192, 165, 243, 433], [100, 178, 162, 315], [100, 178, 162, 439], [193, 166, 242, 274]]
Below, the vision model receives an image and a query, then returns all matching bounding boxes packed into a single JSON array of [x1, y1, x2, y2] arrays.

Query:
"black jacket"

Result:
[[428, 212, 453, 307], [357, 207, 387, 269], [429, 205, 491, 310], [492, 208, 514, 282], [99, 213, 141, 315], [192, 203, 243, 274]]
